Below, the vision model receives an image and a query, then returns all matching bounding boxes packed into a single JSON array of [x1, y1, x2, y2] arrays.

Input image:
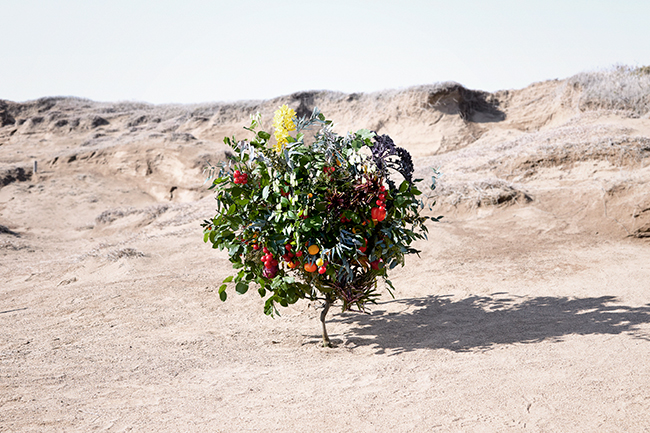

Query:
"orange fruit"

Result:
[[308, 245, 320, 255]]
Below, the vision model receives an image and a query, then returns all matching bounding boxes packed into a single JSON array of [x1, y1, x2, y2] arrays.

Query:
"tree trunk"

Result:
[[320, 298, 332, 348]]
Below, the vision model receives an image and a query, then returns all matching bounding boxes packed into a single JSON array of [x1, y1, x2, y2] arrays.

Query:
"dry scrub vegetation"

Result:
[[1, 66, 650, 234]]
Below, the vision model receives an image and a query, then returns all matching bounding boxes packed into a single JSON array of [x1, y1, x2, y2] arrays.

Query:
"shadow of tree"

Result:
[[329, 294, 650, 354]]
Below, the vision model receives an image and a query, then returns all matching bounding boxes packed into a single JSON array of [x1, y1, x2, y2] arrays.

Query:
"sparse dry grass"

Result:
[[106, 247, 146, 261], [433, 178, 533, 207], [569, 66, 650, 116], [483, 122, 650, 177], [95, 204, 170, 224]]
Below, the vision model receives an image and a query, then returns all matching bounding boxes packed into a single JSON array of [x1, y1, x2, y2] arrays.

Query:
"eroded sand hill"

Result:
[[1, 70, 649, 432]]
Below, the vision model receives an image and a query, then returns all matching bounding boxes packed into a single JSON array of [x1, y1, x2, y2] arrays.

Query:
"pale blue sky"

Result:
[[2, 0, 649, 104]]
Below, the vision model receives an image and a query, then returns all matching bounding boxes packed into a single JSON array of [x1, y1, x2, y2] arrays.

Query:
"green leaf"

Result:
[[228, 244, 241, 256], [264, 298, 275, 316], [235, 282, 249, 294], [356, 129, 375, 141], [223, 276, 234, 283], [399, 180, 409, 193], [219, 291, 227, 301], [262, 185, 270, 200], [258, 131, 271, 140]]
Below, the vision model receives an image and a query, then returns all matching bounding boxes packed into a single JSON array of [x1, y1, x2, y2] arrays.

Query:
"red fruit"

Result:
[[285, 244, 292, 251], [263, 265, 278, 278], [371, 207, 386, 222], [270, 259, 278, 267], [295, 251, 303, 257], [304, 263, 317, 273], [253, 244, 260, 250], [359, 238, 367, 253], [318, 266, 327, 274], [234, 170, 241, 176], [376, 199, 383, 206], [371, 259, 383, 270], [263, 247, 269, 254]]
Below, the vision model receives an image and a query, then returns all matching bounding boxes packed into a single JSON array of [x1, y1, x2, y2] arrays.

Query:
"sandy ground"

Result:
[[1, 79, 649, 431]]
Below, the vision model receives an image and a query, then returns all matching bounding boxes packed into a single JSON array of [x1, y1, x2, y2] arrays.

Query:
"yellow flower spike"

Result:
[[272, 105, 297, 153]]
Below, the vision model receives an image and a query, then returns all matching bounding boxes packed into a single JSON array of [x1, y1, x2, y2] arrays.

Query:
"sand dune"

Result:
[[1, 68, 649, 432]]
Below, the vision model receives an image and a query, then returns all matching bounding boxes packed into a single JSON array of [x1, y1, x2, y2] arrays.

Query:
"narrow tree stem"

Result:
[[320, 298, 332, 348]]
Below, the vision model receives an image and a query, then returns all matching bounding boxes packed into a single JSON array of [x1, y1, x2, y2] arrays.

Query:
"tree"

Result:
[[203, 105, 440, 347]]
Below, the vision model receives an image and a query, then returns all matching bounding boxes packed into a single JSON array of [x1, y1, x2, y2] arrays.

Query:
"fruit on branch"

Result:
[[371, 206, 386, 222], [233, 170, 248, 185]]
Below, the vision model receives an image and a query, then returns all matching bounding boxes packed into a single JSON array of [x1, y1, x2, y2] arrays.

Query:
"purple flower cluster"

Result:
[[370, 134, 414, 184]]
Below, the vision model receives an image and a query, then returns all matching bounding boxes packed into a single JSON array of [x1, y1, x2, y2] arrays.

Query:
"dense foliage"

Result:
[[203, 106, 440, 344]]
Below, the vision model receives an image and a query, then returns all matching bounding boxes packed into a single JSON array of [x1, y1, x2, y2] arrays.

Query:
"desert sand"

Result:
[[1, 69, 650, 432]]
